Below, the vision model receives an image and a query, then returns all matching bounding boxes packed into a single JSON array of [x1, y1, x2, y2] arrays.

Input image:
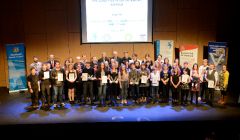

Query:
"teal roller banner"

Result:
[[5, 43, 27, 93]]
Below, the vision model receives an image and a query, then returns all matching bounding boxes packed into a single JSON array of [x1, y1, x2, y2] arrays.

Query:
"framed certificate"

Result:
[[208, 80, 215, 88], [69, 73, 75, 81], [182, 75, 188, 83], [102, 76, 108, 84], [57, 73, 63, 82], [129, 60, 134, 64], [141, 76, 148, 84], [44, 71, 50, 79], [82, 73, 88, 81]]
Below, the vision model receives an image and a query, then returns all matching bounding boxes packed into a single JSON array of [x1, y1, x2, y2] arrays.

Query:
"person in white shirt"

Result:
[[205, 63, 218, 106], [150, 67, 160, 103], [199, 59, 209, 102], [181, 68, 190, 105], [199, 59, 209, 75]]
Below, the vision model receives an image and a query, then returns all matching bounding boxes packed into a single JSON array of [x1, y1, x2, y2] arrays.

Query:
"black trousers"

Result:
[[162, 84, 169, 102], [181, 89, 189, 103], [200, 82, 208, 99], [41, 83, 50, 105], [171, 87, 179, 101], [206, 88, 215, 105], [92, 80, 98, 101], [110, 83, 118, 101], [130, 85, 139, 100], [75, 82, 83, 101], [31, 88, 39, 106], [191, 91, 199, 104], [83, 81, 93, 102], [139, 86, 148, 97]]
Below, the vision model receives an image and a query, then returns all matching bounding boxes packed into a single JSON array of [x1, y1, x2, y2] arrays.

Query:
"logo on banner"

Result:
[[209, 48, 225, 66], [12, 47, 20, 53]]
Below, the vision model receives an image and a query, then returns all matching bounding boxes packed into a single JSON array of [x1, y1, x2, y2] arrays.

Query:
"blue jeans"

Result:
[[98, 84, 107, 101], [53, 85, 63, 104]]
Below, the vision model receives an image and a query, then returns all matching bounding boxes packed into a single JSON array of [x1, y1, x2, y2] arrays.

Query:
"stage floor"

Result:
[[1, 92, 240, 125]]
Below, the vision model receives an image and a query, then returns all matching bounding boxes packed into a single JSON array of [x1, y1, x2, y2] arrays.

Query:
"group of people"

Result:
[[27, 51, 229, 110]]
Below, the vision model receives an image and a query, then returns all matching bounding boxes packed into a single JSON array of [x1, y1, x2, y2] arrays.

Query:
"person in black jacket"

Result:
[[27, 67, 40, 109], [98, 52, 110, 64], [96, 62, 110, 107], [82, 62, 95, 105], [38, 63, 51, 109]]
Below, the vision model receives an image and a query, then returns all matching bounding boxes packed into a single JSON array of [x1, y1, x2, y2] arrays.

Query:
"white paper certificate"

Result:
[[208, 80, 215, 88], [82, 73, 88, 81], [141, 76, 148, 84], [102, 76, 108, 84], [152, 77, 158, 84], [69, 73, 75, 81], [44, 71, 49, 79], [57, 73, 63, 82], [182, 75, 188, 83]]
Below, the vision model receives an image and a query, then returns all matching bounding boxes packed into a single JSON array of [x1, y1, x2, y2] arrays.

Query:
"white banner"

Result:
[[179, 45, 198, 69], [159, 40, 174, 65]]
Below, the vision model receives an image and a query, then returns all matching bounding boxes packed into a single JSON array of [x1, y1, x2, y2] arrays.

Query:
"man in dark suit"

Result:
[[112, 51, 122, 64], [121, 51, 131, 64], [98, 52, 110, 63], [47, 54, 56, 69]]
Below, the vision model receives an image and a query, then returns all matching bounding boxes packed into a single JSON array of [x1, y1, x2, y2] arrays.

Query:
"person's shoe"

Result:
[[53, 104, 57, 108], [144, 97, 147, 103], [61, 103, 65, 107], [121, 100, 124, 104], [117, 96, 120, 100]]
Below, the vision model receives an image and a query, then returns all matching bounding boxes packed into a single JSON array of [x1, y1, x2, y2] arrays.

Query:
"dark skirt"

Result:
[[68, 81, 75, 89]]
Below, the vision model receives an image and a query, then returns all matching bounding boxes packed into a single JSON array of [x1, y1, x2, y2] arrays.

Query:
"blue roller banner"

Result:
[[5, 43, 27, 93], [154, 40, 160, 59], [208, 42, 227, 72]]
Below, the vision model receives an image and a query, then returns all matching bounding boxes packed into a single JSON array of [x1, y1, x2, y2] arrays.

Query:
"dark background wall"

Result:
[[0, 0, 238, 93]]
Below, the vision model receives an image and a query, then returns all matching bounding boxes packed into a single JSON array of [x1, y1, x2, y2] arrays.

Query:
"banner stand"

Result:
[[5, 43, 28, 94]]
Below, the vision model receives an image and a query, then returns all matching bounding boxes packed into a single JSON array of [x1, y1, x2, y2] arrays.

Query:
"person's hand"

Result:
[[49, 85, 51, 88], [38, 88, 41, 92], [30, 89, 33, 93]]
